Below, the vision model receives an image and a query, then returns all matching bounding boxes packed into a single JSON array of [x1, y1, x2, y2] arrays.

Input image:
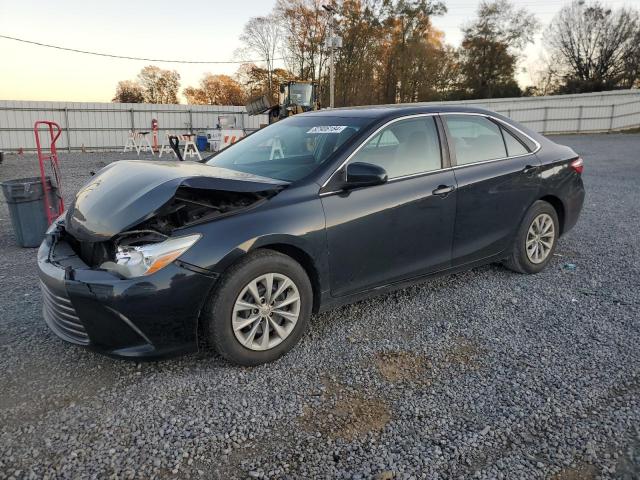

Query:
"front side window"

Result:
[[349, 116, 442, 179], [207, 116, 369, 182], [444, 115, 507, 165]]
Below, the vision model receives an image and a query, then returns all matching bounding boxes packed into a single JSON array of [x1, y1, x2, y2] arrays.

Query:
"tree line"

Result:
[[112, 0, 640, 106]]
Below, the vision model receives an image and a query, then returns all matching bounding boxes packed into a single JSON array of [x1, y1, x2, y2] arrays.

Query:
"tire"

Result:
[[202, 249, 313, 366], [504, 200, 559, 274]]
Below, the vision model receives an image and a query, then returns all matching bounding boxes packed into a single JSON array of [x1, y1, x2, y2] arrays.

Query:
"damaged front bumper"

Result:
[[37, 224, 218, 359]]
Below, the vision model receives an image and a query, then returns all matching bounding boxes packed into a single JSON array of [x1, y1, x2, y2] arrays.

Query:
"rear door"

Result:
[[441, 114, 541, 266], [321, 115, 457, 297]]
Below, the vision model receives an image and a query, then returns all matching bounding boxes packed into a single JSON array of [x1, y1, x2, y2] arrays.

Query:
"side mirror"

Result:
[[343, 162, 388, 190]]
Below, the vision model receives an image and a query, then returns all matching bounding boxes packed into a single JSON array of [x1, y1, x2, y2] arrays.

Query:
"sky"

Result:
[[0, 0, 636, 103]]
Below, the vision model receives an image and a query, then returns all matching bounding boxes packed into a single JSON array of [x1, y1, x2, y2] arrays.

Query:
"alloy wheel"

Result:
[[232, 273, 301, 351], [526, 213, 555, 264]]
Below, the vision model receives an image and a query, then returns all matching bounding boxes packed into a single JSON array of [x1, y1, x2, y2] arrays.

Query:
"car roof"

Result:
[[298, 104, 497, 119]]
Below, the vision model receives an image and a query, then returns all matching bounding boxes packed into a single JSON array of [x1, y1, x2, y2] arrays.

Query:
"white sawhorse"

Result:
[[136, 132, 154, 155], [179, 134, 202, 161], [123, 130, 138, 153]]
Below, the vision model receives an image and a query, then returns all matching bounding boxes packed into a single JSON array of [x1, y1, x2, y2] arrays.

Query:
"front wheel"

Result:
[[504, 200, 559, 274], [202, 249, 313, 366]]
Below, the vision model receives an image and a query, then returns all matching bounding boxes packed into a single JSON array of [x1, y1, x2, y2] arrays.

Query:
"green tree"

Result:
[[459, 0, 538, 98], [330, 0, 454, 106], [333, 0, 384, 106], [112, 80, 144, 103], [137, 66, 181, 104], [183, 74, 246, 105], [237, 63, 295, 100], [377, 0, 448, 103]]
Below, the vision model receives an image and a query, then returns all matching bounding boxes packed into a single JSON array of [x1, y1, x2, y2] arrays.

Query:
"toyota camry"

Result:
[[38, 105, 585, 365]]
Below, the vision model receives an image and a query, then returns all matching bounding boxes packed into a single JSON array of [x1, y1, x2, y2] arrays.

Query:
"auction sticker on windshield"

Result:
[[307, 126, 348, 134]]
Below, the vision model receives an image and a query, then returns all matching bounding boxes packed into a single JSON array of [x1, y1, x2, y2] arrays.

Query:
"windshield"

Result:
[[207, 116, 369, 182], [288, 83, 313, 106]]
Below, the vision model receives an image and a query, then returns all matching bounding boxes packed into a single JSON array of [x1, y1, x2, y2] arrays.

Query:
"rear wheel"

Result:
[[504, 200, 559, 274], [202, 249, 312, 366]]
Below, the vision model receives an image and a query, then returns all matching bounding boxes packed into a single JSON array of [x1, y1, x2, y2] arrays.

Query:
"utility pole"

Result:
[[322, 4, 337, 108], [266, 51, 272, 95]]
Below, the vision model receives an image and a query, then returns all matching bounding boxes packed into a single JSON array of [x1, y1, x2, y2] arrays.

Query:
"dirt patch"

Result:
[[551, 464, 598, 480], [300, 379, 390, 441], [444, 336, 485, 370], [375, 351, 430, 383]]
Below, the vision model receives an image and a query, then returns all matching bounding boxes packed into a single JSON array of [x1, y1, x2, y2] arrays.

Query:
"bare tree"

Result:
[[526, 53, 561, 97], [239, 15, 281, 94], [622, 27, 640, 88], [545, 1, 640, 92]]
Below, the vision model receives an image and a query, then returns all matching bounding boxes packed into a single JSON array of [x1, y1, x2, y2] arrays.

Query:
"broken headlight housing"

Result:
[[46, 212, 67, 234], [101, 234, 201, 278]]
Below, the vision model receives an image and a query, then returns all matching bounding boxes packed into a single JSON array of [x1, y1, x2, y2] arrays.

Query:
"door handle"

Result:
[[432, 185, 455, 197], [522, 165, 538, 174]]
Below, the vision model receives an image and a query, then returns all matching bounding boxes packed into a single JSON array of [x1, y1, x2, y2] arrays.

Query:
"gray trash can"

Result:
[[1, 177, 58, 248]]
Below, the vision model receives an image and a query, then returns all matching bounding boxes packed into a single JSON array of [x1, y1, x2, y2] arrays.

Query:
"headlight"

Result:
[[101, 234, 201, 278]]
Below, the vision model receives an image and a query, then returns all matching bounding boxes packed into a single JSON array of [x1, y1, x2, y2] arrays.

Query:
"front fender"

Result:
[[176, 187, 329, 293]]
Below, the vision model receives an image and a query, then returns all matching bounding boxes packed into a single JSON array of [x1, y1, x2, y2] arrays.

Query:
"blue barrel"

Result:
[[196, 134, 208, 152]]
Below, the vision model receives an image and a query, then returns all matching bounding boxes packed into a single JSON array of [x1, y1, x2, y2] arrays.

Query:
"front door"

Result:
[[321, 115, 457, 297]]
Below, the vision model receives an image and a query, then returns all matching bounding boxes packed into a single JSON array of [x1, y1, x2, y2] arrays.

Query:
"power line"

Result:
[[0, 34, 280, 64]]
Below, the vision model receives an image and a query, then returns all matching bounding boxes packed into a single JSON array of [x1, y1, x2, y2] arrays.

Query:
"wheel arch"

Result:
[[539, 194, 566, 236], [253, 242, 322, 314]]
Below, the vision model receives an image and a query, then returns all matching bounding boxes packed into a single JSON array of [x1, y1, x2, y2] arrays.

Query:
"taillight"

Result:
[[570, 157, 584, 174]]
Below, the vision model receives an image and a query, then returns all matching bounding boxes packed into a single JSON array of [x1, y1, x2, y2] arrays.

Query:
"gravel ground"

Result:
[[0, 135, 639, 480]]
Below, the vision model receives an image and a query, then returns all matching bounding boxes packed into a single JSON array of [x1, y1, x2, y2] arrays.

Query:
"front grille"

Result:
[[40, 280, 89, 345]]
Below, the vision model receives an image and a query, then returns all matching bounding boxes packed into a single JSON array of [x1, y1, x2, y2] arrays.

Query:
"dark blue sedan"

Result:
[[38, 105, 585, 365]]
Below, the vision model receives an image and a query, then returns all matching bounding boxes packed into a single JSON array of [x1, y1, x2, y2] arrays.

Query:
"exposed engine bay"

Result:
[[65, 186, 279, 270], [57, 159, 287, 274], [131, 187, 273, 238]]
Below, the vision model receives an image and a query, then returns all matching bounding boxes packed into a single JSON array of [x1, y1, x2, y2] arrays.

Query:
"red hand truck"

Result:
[[33, 121, 65, 225]]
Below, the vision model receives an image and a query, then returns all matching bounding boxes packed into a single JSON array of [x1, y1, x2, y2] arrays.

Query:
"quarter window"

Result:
[[350, 117, 442, 178], [444, 115, 507, 165], [501, 127, 529, 156]]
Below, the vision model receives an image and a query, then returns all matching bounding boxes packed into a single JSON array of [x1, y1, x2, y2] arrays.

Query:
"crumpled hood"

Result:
[[65, 160, 286, 241]]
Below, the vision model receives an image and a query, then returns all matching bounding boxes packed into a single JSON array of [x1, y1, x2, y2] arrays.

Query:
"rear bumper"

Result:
[[37, 228, 217, 360]]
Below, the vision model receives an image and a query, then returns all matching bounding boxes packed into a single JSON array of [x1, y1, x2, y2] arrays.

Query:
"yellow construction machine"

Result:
[[245, 80, 320, 125]]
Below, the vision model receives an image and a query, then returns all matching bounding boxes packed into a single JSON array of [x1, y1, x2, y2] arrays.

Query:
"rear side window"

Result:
[[444, 115, 507, 165], [350, 117, 442, 178], [501, 127, 529, 156]]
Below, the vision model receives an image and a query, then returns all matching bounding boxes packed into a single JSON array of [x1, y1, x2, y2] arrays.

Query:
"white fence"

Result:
[[414, 89, 640, 135], [1, 90, 639, 152], [0, 101, 269, 152]]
